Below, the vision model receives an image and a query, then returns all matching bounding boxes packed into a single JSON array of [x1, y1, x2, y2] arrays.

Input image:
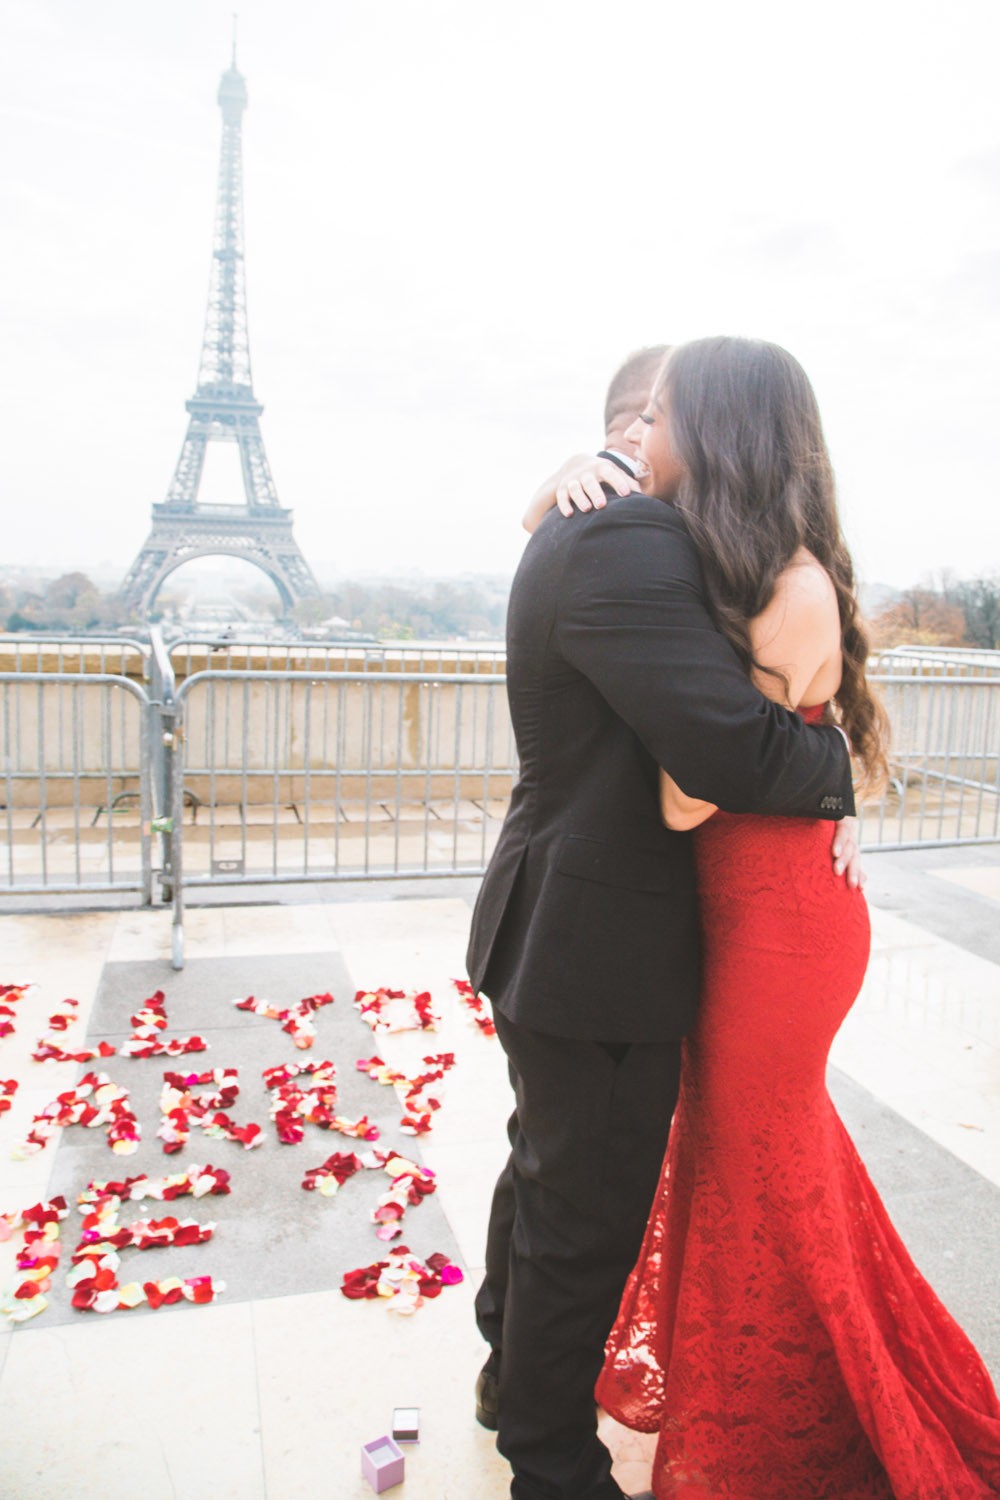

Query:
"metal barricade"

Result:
[[165, 634, 507, 676], [2, 633, 999, 960], [148, 630, 180, 910], [872, 646, 1000, 678], [167, 667, 515, 967], [860, 673, 1000, 849], [0, 671, 153, 898], [0, 633, 150, 678]]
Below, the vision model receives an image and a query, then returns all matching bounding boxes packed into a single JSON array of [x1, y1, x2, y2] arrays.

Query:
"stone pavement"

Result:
[[0, 844, 998, 1500]]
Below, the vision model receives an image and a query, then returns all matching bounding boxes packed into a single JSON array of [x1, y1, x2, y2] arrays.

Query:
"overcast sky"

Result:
[[2, 0, 997, 593]]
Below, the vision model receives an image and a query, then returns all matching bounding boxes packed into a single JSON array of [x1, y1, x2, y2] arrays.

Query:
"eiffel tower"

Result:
[[119, 43, 319, 618]]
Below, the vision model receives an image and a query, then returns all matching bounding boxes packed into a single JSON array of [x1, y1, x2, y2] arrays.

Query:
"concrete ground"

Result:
[[0, 844, 998, 1500]]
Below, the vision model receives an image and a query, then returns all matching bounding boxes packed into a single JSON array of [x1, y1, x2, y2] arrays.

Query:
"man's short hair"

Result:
[[603, 344, 670, 432]]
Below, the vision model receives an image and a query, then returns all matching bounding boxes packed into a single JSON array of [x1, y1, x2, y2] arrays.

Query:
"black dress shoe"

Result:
[[475, 1365, 499, 1430]]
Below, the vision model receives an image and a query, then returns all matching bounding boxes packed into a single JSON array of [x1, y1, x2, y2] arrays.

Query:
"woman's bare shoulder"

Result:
[[774, 549, 838, 608], [750, 550, 842, 704], [756, 550, 838, 637]]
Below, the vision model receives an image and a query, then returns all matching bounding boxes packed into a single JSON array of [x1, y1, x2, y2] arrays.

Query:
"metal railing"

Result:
[[165, 634, 507, 676], [163, 665, 514, 967], [859, 672, 1000, 849], [0, 633, 150, 676], [0, 670, 153, 897], [871, 645, 1000, 678], [2, 634, 998, 967]]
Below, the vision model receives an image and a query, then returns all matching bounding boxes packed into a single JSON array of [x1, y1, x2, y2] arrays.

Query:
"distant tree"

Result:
[[306, 576, 511, 639], [29, 572, 107, 630], [5, 609, 39, 632], [1, 573, 127, 633], [44, 572, 92, 607], [239, 586, 282, 621], [869, 587, 966, 648], [69, 587, 112, 629], [953, 575, 1000, 650], [931, 567, 961, 605], [292, 594, 337, 628], [377, 616, 415, 639], [4, 588, 45, 631]]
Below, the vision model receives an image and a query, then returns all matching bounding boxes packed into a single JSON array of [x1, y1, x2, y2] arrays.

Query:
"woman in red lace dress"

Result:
[[591, 337, 1000, 1499]]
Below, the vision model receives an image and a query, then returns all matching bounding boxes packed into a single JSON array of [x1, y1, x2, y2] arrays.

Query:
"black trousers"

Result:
[[476, 1009, 682, 1500]]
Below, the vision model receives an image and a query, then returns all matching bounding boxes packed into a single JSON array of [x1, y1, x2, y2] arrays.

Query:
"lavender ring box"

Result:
[[392, 1407, 420, 1443], [361, 1435, 405, 1492]]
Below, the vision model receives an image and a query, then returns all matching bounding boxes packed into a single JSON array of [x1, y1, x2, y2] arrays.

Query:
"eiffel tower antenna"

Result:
[[119, 46, 320, 618]]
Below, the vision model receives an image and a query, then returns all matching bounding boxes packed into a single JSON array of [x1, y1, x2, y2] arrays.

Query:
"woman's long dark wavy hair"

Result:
[[657, 336, 888, 793]]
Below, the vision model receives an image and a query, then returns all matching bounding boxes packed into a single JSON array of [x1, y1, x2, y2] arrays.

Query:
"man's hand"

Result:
[[831, 816, 865, 888]]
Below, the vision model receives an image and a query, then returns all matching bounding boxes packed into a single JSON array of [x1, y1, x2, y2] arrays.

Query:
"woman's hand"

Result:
[[523, 453, 636, 533]]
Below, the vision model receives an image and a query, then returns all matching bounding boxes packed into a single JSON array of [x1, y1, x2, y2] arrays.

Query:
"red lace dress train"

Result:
[[596, 723, 1000, 1498]]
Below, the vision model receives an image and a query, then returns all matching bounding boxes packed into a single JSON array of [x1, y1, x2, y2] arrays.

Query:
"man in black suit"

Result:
[[466, 349, 857, 1500]]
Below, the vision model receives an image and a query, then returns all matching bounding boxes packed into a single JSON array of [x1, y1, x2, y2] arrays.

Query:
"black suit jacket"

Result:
[[466, 495, 855, 1044]]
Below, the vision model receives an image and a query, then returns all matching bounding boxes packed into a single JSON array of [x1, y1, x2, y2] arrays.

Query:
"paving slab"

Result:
[[7, 952, 464, 1329], [864, 843, 1000, 967], [829, 1068, 1000, 1374]]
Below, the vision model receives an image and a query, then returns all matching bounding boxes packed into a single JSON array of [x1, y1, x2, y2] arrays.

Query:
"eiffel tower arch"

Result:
[[119, 44, 320, 619]]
